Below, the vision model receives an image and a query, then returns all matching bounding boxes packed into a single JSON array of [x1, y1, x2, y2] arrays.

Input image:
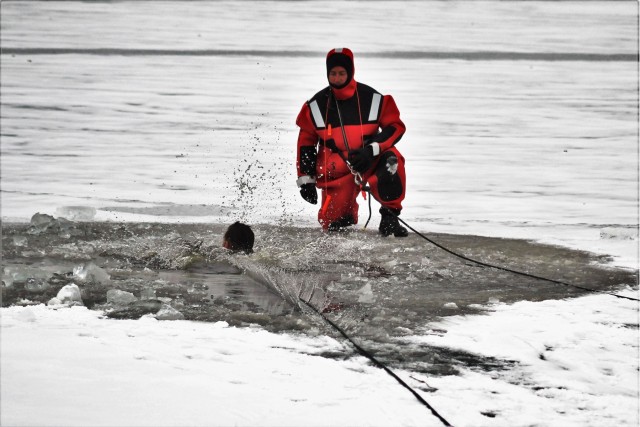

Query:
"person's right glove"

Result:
[[348, 145, 376, 173], [300, 183, 318, 204]]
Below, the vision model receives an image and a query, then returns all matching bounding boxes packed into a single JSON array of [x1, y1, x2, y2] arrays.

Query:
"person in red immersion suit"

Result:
[[295, 47, 408, 237]]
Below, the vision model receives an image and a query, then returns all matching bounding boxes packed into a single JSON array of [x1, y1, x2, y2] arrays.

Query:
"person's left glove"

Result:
[[348, 145, 376, 173], [299, 183, 318, 204]]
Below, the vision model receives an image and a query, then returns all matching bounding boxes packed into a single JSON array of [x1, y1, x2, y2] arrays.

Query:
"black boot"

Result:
[[328, 214, 355, 232], [379, 208, 408, 237]]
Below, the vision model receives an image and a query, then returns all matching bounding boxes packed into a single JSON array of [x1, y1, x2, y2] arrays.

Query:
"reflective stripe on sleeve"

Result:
[[368, 93, 382, 121], [296, 175, 317, 187], [309, 100, 325, 128], [370, 142, 380, 156]]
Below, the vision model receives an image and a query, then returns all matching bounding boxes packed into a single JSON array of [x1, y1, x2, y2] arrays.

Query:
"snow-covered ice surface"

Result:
[[1, 290, 638, 426], [1, 305, 430, 427], [411, 288, 640, 426], [1, 1, 639, 426]]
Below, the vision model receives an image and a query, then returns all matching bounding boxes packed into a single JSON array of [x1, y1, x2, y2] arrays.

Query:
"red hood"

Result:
[[326, 48, 356, 100]]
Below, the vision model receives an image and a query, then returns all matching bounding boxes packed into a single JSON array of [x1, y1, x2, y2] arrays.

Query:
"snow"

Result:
[[1, 305, 429, 427], [2, 290, 638, 426], [411, 288, 640, 426], [1, 0, 638, 425]]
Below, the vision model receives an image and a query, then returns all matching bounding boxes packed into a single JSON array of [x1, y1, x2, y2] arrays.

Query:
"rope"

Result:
[[323, 88, 636, 303], [383, 208, 640, 302], [298, 296, 453, 427], [331, 89, 364, 186], [363, 186, 373, 229], [318, 88, 453, 426], [306, 85, 636, 427]]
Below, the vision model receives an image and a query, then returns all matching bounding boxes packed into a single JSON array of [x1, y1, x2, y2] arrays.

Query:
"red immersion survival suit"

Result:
[[296, 48, 407, 231]]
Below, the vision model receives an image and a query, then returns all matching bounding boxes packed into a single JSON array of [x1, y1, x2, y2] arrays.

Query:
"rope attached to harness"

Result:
[[331, 89, 364, 186]]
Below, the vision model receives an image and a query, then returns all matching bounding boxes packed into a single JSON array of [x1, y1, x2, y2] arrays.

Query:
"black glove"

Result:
[[300, 183, 317, 204], [348, 145, 375, 173]]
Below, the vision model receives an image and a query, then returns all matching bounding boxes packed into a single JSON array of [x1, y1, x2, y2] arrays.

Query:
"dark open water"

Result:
[[2, 217, 636, 374]]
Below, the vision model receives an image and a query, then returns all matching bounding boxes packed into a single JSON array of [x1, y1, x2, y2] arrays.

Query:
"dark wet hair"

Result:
[[223, 222, 254, 254]]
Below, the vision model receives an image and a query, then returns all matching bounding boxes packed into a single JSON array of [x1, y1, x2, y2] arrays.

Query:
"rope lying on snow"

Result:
[[298, 297, 453, 427]]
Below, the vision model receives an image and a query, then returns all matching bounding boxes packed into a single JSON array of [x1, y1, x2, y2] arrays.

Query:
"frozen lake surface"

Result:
[[1, 0, 637, 266], [1, 1, 639, 426]]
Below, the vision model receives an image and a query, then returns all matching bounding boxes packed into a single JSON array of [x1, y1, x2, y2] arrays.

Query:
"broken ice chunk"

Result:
[[140, 288, 156, 300], [155, 304, 185, 321], [12, 236, 27, 247], [30, 213, 55, 227], [106, 289, 137, 306], [56, 284, 83, 305], [357, 283, 375, 303], [73, 263, 110, 284]]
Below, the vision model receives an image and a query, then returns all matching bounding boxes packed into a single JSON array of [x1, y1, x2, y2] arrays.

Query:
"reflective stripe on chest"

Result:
[[309, 100, 325, 128]]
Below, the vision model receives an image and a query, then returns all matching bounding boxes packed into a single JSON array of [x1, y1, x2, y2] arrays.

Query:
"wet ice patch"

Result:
[[100, 203, 230, 218], [2, 265, 52, 288], [600, 226, 638, 241], [55, 206, 97, 221]]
